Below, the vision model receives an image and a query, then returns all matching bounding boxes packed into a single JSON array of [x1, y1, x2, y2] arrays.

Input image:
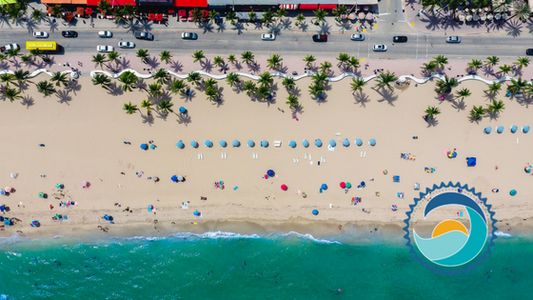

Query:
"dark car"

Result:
[[61, 30, 78, 38], [181, 32, 198, 40], [527, 49, 533, 56], [312, 34, 327, 42], [393, 36, 407, 43]]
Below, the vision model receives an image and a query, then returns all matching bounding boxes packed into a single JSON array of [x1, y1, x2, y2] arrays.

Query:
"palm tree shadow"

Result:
[[254, 21, 263, 30], [146, 56, 160, 69], [202, 59, 213, 73], [233, 22, 245, 34], [176, 112, 192, 125], [199, 21, 214, 33], [317, 23, 332, 34], [247, 62, 261, 74], [20, 94, 35, 107], [516, 96, 533, 108], [280, 18, 292, 30], [130, 20, 153, 32], [293, 104, 305, 115], [233, 61, 243, 71], [120, 57, 131, 69], [136, 78, 147, 91], [375, 88, 398, 106], [299, 22, 308, 32], [155, 110, 169, 121], [169, 60, 183, 72], [420, 14, 441, 31], [292, 87, 302, 97], [48, 20, 59, 32], [451, 100, 467, 111], [0, 61, 8, 69], [277, 64, 289, 74], [108, 82, 124, 96], [56, 90, 72, 105], [486, 111, 500, 121], [482, 66, 494, 77], [353, 91, 370, 107], [484, 92, 497, 101], [336, 20, 352, 33], [505, 19, 523, 37], [26, 19, 39, 33], [217, 21, 226, 32], [426, 118, 439, 127], [141, 113, 155, 125], [66, 79, 82, 95]]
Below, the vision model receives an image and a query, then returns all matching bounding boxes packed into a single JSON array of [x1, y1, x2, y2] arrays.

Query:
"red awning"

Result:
[[155, 14, 163, 21], [86, 7, 93, 14], [318, 4, 337, 9], [110, 0, 136, 5], [173, 0, 208, 7], [279, 4, 298, 10], [86, 0, 98, 5], [76, 7, 84, 15], [299, 4, 318, 9], [149, 13, 156, 20], [63, 12, 74, 23]]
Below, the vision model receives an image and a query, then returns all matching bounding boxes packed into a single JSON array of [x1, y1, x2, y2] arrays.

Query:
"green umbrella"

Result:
[[346, 182, 352, 189], [38, 192, 44, 198], [510, 189, 517, 196]]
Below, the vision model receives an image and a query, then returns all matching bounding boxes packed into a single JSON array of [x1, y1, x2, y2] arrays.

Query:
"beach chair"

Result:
[[274, 141, 282, 147]]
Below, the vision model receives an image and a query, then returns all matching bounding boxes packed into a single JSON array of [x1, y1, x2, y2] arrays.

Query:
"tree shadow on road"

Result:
[[505, 19, 523, 37], [233, 22, 245, 35], [199, 21, 214, 33], [317, 23, 332, 34], [336, 20, 352, 33], [216, 21, 226, 33]]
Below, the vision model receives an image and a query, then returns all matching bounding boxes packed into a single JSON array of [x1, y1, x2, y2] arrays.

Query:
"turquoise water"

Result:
[[0, 231, 531, 299]]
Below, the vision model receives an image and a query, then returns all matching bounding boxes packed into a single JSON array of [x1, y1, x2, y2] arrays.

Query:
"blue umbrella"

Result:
[[171, 175, 178, 182], [321, 184, 328, 190], [247, 140, 255, 147], [369, 139, 376, 146], [484, 126, 492, 134], [329, 140, 336, 147], [0, 191, 4, 196], [523, 125, 530, 133], [233, 140, 240, 147], [497, 126, 504, 133], [302, 140, 309, 148], [4, 219, 11, 225], [0, 205, 4, 211], [267, 169, 275, 177], [355, 139, 363, 146], [193, 210, 200, 216], [312, 209, 319, 215], [205, 140, 213, 147], [190, 141, 198, 148], [140, 143, 148, 150], [343, 139, 349, 147], [511, 125, 518, 133], [360, 181, 366, 187], [176, 140, 184, 149], [315, 139, 323, 147], [179, 106, 187, 113], [289, 140, 296, 148], [261, 140, 268, 147], [219, 140, 227, 147]]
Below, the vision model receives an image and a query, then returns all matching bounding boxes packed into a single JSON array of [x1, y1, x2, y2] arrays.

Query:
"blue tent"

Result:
[[369, 139, 376, 146], [343, 139, 349, 147], [467, 157, 477, 167], [497, 126, 504, 133], [329, 140, 336, 147], [261, 140, 268, 147], [511, 125, 518, 133], [302, 140, 309, 148], [191, 141, 198, 148], [176, 140, 184, 149], [321, 184, 328, 190], [219, 140, 227, 147], [171, 175, 178, 182], [523, 125, 530, 133], [355, 139, 363, 146], [315, 139, 323, 147], [484, 126, 492, 134], [205, 140, 213, 147], [267, 170, 275, 177], [140, 143, 148, 150], [289, 140, 296, 148], [233, 140, 240, 147], [247, 140, 255, 147], [179, 106, 187, 113], [312, 209, 319, 215], [393, 176, 400, 182]]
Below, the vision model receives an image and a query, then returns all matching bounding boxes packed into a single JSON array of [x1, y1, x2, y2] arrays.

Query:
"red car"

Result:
[[312, 34, 327, 42]]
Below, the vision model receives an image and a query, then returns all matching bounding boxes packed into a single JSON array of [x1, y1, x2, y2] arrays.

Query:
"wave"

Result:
[[275, 231, 341, 245], [494, 231, 512, 237], [169, 230, 262, 240], [0, 233, 28, 246]]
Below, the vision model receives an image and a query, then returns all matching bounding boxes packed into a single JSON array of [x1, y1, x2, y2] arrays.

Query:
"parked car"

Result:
[[526, 49, 533, 56], [312, 34, 327, 42], [181, 32, 198, 40], [446, 36, 461, 43], [97, 45, 114, 53], [261, 33, 276, 41], [350, 34, 365, 41], [118, 41, 135, 49], [393, 36, 408, 43], [134, 31, 154, 40], [98, 31, 113, 38], [33, 31, 49, 38], [61, 30, 78, 38], [1, 43, 19, 54], [372, 44, 388, 52]]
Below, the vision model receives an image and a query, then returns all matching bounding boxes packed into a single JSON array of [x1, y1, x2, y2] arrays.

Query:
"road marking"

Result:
[[379, 13, 391, 16], [416, 35, 419, 59]]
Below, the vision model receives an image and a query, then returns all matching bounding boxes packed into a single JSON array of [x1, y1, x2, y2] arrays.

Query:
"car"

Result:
[[134, 31, 154, 40], [446, 36, 461, 43], [526, 49, 533, 56], [96, 45, 114, 53], [261, 33, 276, 41], [1, 43, 19, 54], [393, 36, 408, 43], [181, 32, 198, 40], [61, 30, 78, 38], [350, 34, 365, 41], [118, 41, 135, 49], [33, 31, 49, 38], [98, 31, 113, 38], [312, 34, 327, 42], [372, 44, 388, 52]]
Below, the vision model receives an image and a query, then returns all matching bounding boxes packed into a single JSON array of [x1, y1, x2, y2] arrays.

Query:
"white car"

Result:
[[350, 34, 365, 41], [372, 44, 387, 52], [33, 31, 49, 38], [446, 36, 461, 43], [261, 33, 276, 41], [118, 41, 135, 48], [98, 31, 113, 38], [97, 45, 114, 53]]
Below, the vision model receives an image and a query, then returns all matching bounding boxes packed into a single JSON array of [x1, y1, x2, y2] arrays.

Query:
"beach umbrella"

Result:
[[346, 182, 352, 189], [176, 140, 184, 148], [302, 140, 309, 148], [315, 139, 323, 147], [281, 184, 288, 191], [247, 140, 255, 147], [219, 140, 227, 147], [267, 169, 275, 177], [525, 165, 532, 173], [140, 143, 148, 150], [178, 176, 184, 181], [510, 189, 517, 196], [0, 205, 4, 211], [355, 139, 363, 146], [0, 190, 4, 196], [321, 184, 328, 190], [447, 150, 457, 158], [31, 220, 40, 228], [289, 140, 296, 148], [4, 219, 10, 225], [484, 127, 492, 134], [171, 175, 178, 182], [55, 184, 63, 189], [233, 140, 240, 147], [194, 210, 200, 216], [82, 181, 88, 187], [523, 125, 530, 133], [360, 181, 366, 188], [153, 176, 159, 182], [340, 182, 346, 188], [39, 192, 44, 198], [329, 140, 336, 147], [3, 187, 10, 193], [312, 209, 319, 215], [369, 139, 376, 146], [261, 140, 268, 147], [205, 140, 213, 147], [190, 141, 198, 148], [511, 125, 518, 133], [497, 126, 504, 133], [343, 139, 350, 147], [179, 106, 187, 113]]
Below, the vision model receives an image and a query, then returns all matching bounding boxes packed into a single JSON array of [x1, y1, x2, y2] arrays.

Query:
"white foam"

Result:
[[278, 231, 341, 245], [494, 231, 512, 237], [170, 231, 261, 240], [0, 233, 28, 246]]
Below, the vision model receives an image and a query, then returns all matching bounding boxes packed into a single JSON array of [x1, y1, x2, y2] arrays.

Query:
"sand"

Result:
[[1, 61, 533, 239]]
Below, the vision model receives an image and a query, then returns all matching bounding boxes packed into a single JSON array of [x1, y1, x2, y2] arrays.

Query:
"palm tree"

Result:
[[118, 71, 138, 92], [347, 57, 360, 71], [205, 86, 219, 101], [158, 100, 174, 115], [261, 10, 275, 26], [498, 64, 512, 75], [50, 72, 69, 87], [213, 56, 225, 68], [256, 85, 270, 100], [0, 73, 15, 87], [350, 77, 367, 94], [467, 59, 483, 71], [192, 8, 203, 24], [160, 50, 172, 64], [332, 5, 348, 21], [21, 54, 33, 66], [6, 48, 20, 60], [153, 69, 169, 85], [0, 54, 5, 63], [508, 77, 528, 94], [187, 72, 201, 85], [469, 105, 486, 121], [107, 51, 120, 65], [513, 1, 530, 21], [286, 94, 299, 108], [311, 72, 328, 86], [421, 61, 438, 75], [319, 61, 332, 73], [455, 88, 472, 101], [148, 83, 162, 97], [276, 8, 287, 21], [312, 8, 327, 25], [485, 56, 499, 68], [228, 54, 237, 64], [266, 54, 283, 70], [32, 9, 43, 21], [241, 51, 254, 64], [226, 11, 237, 25], [136, 49, 149, 64], [92, 74, 111, 90], [258, 72, 273, 87], [226, 72, 240, 87], [30, 49, 43, 61], [514, 56, 530, 70], [13, 70, 31, 87], [35, 81, 56, 97], [436, 75, 459, 94], [97, 0, 112, 15], [424, 106, 441, 121], [123, 102, 138, 115], [92, 54, 108, 69], [308, 83, 325, 98], [282, 77, 295, 91], [208, 10, 218, 23], [4, 87, 21, 102], [242, 80, 258, 96], [192, 50, 205, 65], [295, 13, 306, 26], [422, 0, 442, 11], [141, 100, 153, 115], [50, 4, 62, 17], [336, 53, 350, 67], [303, 55, 316, 68], [170, 79, 187, 94], [375, 70, 398, 90], [204, 78, 217, 88], [487, 99, 505, 115], [485, 82, 502, 95], [248, 11, 257, 23], [433, 55, 448, 70]]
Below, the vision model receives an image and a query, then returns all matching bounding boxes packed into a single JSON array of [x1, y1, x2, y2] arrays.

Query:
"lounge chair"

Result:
[[274, 141, 281, 147]]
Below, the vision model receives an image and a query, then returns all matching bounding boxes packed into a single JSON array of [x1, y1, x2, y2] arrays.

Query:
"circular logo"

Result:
[[403, 182, 497, 275]]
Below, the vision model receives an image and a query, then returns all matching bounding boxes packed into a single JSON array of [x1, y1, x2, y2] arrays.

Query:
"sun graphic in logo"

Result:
[[404, 182, 498, 275]]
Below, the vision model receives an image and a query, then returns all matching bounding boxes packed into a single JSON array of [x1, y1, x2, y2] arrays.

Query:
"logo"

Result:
[[403, 182, 497, 275]]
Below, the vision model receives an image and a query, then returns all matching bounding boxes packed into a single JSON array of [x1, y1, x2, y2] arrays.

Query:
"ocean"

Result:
[[0, 231, 531, 299]]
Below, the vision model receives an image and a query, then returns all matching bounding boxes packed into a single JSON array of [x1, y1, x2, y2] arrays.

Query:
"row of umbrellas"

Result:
[[0, 187, 13, 196], [484, 125, 530, 134], [176, 139, 377, 149]]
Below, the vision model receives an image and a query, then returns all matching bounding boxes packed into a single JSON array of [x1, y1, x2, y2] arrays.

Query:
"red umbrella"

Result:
[[281, 184, 288, 191], [340, 182, 346, 188], [178, 10, 186, 17]]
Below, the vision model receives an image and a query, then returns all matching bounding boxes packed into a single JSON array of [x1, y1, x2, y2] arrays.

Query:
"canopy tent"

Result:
[[466, 157, 477, 166]]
